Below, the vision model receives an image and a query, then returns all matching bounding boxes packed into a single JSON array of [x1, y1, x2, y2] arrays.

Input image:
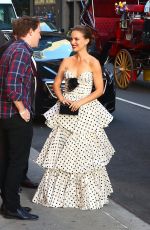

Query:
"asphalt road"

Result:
[[107, 79, 150, 224], [32, 78, 150, 224]]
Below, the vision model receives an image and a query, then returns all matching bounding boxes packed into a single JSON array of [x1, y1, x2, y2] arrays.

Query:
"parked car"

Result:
[[33, 25, 72, 116], [33, 22, 116, 116], [35, 65, 116, 115], [39, 21, 58, 33], [0, 21, 116, 117], [34, 29, 116, 116], [98, 67, 116, 113]]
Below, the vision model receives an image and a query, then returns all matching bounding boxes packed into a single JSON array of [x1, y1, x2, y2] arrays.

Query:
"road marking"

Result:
[[116, 97, 150, 110], [102, 210, 128, 229]]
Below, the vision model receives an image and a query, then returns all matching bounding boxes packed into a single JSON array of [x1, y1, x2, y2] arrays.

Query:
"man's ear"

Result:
[[29, 28, 33, 36]]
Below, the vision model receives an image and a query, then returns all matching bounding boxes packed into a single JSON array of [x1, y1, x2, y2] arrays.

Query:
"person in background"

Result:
[[144, 0, 150, 39], [144, 0, 150, 16], [0, 16, 41, 220], [0, 30, 38, 190]]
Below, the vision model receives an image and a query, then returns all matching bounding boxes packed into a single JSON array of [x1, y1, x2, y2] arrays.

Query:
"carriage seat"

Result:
[[127, 4, 144, 13], [127, 5, 144, 31], [95, 17, 119, 45], [127, 4, 144, 18], [126, 4, 144, 32], [132, 18, 144, 31]]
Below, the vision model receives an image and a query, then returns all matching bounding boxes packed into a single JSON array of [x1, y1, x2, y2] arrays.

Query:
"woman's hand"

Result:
[[60, 98, 72, 105], [69, 100, 83, 112]]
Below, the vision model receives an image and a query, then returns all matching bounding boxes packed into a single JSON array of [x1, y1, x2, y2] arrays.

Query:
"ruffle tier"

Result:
[[36, 100, 115, 173], [32, 167, 113, 210], [44, 99, 113, 132], [36, 125, 114, 174]]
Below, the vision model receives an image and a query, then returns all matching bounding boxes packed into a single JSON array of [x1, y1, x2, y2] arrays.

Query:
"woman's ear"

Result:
[[86, 38, 90, 46]]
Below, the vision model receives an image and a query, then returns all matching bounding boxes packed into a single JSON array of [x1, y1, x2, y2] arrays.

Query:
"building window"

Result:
[[34, 0, 56, 5], [35, 0, 45, 5], [45, 0, 56, 4], [12, 0, 30, 16]]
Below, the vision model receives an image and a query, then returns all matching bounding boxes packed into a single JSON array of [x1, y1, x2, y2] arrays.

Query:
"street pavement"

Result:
[[0, 148, 150, 230]]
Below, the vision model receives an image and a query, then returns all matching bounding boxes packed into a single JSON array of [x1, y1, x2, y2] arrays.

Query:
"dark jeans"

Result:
[[0, 114, 33, 211]]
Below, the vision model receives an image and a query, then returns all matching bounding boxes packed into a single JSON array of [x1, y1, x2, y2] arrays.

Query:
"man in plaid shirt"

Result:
[[0, 16, 41, 220], [0, 30, 38, 189]]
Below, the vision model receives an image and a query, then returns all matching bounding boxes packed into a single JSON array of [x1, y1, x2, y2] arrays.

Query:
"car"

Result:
[[33, 24, 73, 116], [98, 67, 116, 113], [33, 23, 116, 116], [40, 21, 58, 33], [0, 21, 115, 117], [40, 22, 57, 33], [34, 39, 115, 116]]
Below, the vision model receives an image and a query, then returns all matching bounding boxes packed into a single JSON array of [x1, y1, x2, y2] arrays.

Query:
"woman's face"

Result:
[[70, 30, 89, 52]]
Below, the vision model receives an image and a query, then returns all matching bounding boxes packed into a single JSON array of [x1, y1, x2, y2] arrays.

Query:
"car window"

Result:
[[0, 4, 16, 30], [40, 21, 57, 32]]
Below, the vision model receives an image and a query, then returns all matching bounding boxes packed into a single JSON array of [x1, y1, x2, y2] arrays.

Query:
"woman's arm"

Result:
[[53, 58, 71, 105], [70, 58, 104, 111]]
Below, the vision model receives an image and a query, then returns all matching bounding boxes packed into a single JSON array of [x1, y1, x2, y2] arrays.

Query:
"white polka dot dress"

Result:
[[32, 71, 115, 210]]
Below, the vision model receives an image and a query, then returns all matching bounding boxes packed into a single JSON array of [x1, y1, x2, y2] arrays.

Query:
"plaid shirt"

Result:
[[0, 39, 33, 119]]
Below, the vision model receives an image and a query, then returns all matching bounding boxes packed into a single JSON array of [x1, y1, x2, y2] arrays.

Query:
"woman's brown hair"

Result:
[[71, 25, 94, 48]]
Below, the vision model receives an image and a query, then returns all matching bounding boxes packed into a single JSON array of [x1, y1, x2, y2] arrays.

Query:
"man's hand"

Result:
[[19, 109, 30, 122]]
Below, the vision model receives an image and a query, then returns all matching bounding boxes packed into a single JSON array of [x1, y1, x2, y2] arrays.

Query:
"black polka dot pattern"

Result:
[[32, 71, 115, 210]]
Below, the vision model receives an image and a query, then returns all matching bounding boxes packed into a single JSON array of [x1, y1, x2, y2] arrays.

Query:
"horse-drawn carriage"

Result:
[[80, 0, 150, 89]]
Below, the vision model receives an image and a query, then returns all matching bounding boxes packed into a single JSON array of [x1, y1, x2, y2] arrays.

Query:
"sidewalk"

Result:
[[0, 148, 150, 230]]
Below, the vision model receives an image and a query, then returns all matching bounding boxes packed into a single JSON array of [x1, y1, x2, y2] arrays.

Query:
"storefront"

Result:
[[12, 0, 81, 31], [12, 0, 30, 16], [34, 0, 56, 18]]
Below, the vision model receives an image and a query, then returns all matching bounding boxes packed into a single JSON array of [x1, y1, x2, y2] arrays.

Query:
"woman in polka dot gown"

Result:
[[32, 25, 115, 210]]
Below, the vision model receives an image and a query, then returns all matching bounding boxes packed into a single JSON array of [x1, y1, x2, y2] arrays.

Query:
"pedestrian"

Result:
[[33, 25, 115, 210], [143, 0, 150, 41], [0, 16, 41, 220], [144, 0, 150, 16]]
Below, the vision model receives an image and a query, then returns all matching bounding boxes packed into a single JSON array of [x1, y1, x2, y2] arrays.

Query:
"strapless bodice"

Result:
[[64, 70, 93, 98]]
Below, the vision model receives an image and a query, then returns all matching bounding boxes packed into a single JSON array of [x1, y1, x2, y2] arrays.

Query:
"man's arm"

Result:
[[6, 49, 31, 121], [6, 50, 28, 101]]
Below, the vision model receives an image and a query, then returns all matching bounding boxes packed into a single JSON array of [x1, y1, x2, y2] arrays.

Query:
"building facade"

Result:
[[12, 0, 82, 31], [60, 0, 81, 31]]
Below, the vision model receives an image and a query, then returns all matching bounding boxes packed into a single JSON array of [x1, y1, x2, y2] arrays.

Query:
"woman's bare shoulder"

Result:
[[61, 56, 75, 67], [89, 55, 100, 64], [89, 55, 101, 69]]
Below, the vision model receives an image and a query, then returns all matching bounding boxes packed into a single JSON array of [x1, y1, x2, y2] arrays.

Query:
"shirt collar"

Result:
[[17, 39, 33, 55]]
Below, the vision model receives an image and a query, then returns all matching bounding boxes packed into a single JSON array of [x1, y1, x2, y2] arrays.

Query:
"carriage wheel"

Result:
[[114, 49, 133, 89]]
